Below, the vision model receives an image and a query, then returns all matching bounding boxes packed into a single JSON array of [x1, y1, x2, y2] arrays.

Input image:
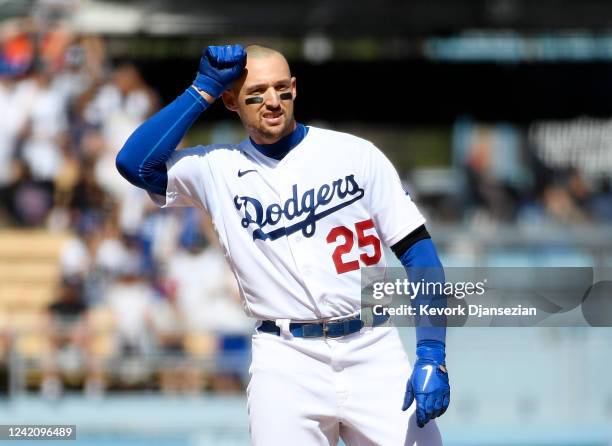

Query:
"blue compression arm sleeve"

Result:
[[116, 87, 210, 195], [399, 238, 447, 346]]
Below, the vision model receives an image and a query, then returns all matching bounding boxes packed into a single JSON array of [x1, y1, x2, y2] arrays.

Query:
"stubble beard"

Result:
[[251, 114, 295, 144]]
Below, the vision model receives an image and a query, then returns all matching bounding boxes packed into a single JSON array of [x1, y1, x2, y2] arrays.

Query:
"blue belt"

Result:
[[257, 313, 390, 338]]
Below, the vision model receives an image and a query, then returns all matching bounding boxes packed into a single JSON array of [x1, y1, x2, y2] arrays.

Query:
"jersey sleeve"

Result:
[[148, 146, 214, 212], [364, 143, 426, 247]]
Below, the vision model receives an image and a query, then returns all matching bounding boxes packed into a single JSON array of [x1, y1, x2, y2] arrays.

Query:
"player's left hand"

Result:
[[194, 44, 247, 98], [402, 340, 450, 428]]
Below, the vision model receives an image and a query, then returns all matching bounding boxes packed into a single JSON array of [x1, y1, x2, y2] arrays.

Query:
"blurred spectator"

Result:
[[0, 76, 22, 224], [148, 284, 198, 394], [58, 212, 104, 281], [542, 182, 589, 224], [59, 230, 91, 279], [76, 63, 160, 237], [455, 121, 526, 223], [164, 213, 251, 335], [67, 158, 110, 220], [100, 260, 156, 390], [87, 63, 158, 200], [0, 21, 34, 76], [39, 23, 73, 74], [19, 66, 68, 183], [159, 212, 251, 393], [10, 161, 54, 226], [103, 252, 156, 358], [96, 229, 141, 277], [41, 276, 90, 399], [588, 177, 612, 222]]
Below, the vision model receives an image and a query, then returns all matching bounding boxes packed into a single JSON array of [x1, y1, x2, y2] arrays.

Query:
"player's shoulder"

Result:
[[307, 126, 374, 146], [308, 127, 396, 172], [308, 126, 380, 163]]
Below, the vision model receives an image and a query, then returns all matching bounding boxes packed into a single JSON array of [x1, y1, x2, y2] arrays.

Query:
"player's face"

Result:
[[224, 53, 297, 145]]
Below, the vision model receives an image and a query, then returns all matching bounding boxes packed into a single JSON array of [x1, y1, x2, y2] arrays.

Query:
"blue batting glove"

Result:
[[193, 44, 247, 98], [402, 340, 450, 428]]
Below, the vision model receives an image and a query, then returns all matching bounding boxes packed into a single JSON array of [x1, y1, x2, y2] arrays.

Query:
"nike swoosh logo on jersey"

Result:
[[233, 174, 365, 241], [421, 364, 434, 391], [238, 169, 257, 177]]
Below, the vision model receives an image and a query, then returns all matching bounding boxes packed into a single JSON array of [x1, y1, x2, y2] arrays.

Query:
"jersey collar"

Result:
[[249, 123, 309, 161]]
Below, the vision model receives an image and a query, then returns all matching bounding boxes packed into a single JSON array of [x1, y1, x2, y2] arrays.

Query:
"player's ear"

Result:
[[291, 76, 297, 101], [221, 90, 239, 112]]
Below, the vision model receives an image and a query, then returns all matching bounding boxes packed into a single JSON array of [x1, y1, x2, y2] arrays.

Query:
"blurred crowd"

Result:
[[0, 19, 251, 398], [421, 120, 612, 227]]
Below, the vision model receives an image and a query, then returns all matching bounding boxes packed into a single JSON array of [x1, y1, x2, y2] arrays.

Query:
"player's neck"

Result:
[[250, 122, 308, 160]]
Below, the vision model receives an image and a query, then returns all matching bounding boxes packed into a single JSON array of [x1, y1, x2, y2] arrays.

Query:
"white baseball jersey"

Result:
[[150, 126, 425, 321]]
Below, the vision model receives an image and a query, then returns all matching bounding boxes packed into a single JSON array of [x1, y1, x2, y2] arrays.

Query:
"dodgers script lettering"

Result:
[[233, 174, 365, 241]]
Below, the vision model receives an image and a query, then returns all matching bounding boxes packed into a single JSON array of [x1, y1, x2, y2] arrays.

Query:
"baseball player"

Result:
[[116, 44, 450, 445]]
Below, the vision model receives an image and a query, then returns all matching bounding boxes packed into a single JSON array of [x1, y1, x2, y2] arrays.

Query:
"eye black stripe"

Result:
[[245, 96, 264, 105]]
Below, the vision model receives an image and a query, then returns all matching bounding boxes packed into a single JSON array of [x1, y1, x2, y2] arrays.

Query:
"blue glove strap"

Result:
[[194, 72, 225, 98], [416, 340, 446, 365]]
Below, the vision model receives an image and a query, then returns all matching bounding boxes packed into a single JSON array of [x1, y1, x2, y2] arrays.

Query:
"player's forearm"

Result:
[[396, 231, 447, 346], [115, 87, 210, 195]]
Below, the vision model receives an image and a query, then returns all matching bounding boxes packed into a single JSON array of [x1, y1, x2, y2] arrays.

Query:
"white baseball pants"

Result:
[[247, 325, 443, 445]]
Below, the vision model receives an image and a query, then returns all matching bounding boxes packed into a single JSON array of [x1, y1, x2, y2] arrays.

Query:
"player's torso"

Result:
[[205, 127, 387, 321]]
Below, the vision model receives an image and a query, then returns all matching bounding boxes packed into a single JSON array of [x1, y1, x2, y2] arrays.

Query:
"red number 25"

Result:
[[326, 219, 382, 274]]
